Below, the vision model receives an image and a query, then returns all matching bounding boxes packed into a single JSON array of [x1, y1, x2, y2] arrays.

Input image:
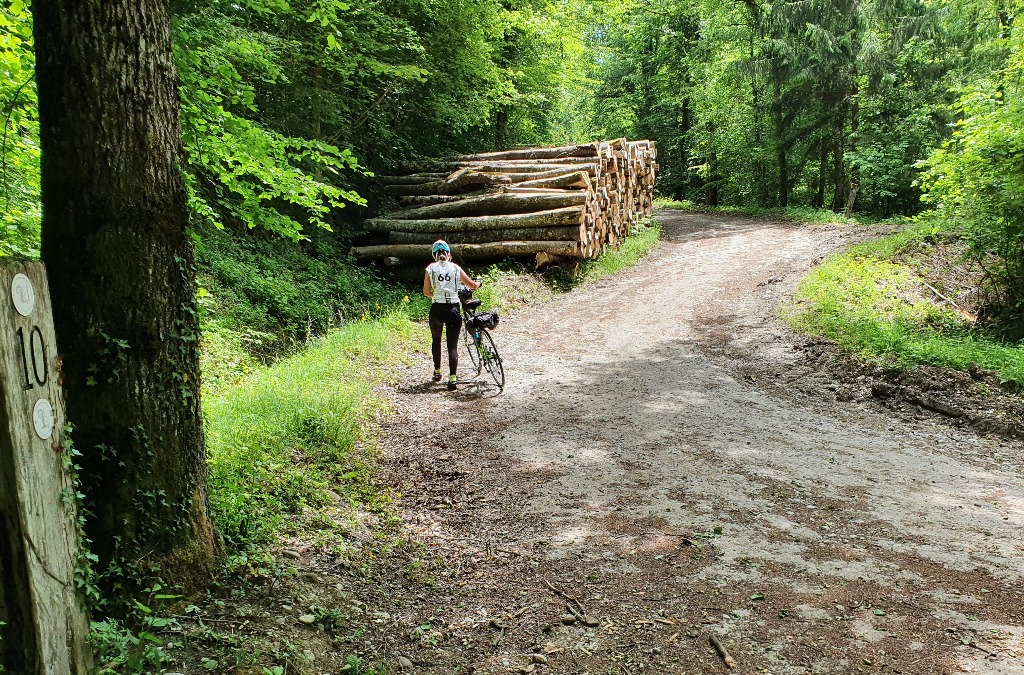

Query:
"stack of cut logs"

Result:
[[351, 139, 657, 267]]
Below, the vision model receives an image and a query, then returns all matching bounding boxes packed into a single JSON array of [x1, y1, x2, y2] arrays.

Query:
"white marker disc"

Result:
[[33, 398, 54, 440], [11, 273, 34, 317]]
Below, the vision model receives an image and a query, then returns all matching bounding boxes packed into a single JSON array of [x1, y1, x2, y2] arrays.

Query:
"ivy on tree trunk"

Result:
[[33, 0, 217, 588]]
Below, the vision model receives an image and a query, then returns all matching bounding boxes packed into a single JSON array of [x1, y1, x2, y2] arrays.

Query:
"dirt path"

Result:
[[357, 211, 1024, 674]]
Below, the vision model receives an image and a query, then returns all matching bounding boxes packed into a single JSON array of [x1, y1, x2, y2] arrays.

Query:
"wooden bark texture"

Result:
[[364, 207, 584, 233], [352, 241, 581, 260], [365, 140, 657, 264], [33, 0, 216, 570], [0, 261, 92, 674], [389, 225, 583, 245]]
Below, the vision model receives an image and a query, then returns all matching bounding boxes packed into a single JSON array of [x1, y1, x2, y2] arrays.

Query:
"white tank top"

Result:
[[427, 261, 463, 303]]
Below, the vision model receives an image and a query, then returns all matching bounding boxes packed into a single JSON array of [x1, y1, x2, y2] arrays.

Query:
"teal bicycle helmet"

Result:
[[431, 240, 451, 260]]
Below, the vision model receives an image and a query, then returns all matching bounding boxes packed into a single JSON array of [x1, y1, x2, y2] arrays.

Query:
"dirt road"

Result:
[[374, 211, 1024, 674]]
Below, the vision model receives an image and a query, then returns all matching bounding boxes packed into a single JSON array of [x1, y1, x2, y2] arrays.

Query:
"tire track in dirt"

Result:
[[377, 211, 1024, 674]]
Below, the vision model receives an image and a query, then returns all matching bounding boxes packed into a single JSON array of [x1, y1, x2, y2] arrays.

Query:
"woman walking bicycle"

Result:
[[423, 240, 480, 390]]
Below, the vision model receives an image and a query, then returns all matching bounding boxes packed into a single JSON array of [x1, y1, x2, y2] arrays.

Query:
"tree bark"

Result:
[[844, 78, 860, 217], [33, 0, 217, 580], [457, 143, 599, 162], [777, 146, 789, 208], [386, 171, 512, 196], [814, 142, 828, 208], [514, 171, 590, 190], [409, 157, 598, 172], [378, 173, 448, 185], [389, 225, 583, 245], [450, 160, 598, 171], [351, 241, 581, 261], [392, 192, 587, 220], [365, 207, 584, 233]]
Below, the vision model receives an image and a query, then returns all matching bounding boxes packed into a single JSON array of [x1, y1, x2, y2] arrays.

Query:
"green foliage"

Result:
[[175, 11, 367, 239], [590, 0, 949, 216], [786, 221, 1024, 384], [197, 225, 424, 356], [90, 585, 181, 674], [919, 3, 1024, 323], [172, 0, 595, 186], [0, 2, 40, 256], [467, 263, 553, 315], [203, 312, 417, 550]]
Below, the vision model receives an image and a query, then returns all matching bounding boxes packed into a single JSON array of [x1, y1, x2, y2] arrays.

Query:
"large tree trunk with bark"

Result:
[[33, 0, 217, 580], [389, 225, 583, 245], [365, 207, 584, 233], [391, 192, 588, 220], [352, 241, 581, 261]]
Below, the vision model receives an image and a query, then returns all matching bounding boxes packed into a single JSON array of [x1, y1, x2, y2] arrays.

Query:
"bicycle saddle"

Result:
[[462, 298, 482, 310]]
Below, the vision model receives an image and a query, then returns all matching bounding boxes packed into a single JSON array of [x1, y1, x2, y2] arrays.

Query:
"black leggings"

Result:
[[429, 302, 463, 375]]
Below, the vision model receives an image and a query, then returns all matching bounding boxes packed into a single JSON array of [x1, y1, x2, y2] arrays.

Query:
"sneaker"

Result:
[[447, 376, 457, 391], [432, 369, 442, 382]]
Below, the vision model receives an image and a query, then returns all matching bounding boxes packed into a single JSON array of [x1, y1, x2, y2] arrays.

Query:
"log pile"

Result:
[[352, 139, 657, 267]]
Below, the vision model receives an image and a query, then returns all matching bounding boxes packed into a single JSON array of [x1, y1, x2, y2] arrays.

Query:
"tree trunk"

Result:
[[411, 157, 598, 172], [33, 0, 217, 580], [365, 207, 585, 234], [378, 173, 449, 185], [708, 150, 720, 207], [514, 171, 590, 190], [457, 143, 598, 162], [814, 142, 828, 208], [386, 171, 513, 196], [389, 225, 583, 245], [844, 78, 860, 217], [495, 107, 509, 149], [392, 192, 588, 220], [777, 147, 789, 208], [352, 241, 581, 261], [677, 100, 691, 201]]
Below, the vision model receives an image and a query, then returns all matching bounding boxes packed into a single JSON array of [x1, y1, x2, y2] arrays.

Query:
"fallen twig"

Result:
[[543, 577, 587, 615], [966, 641, 1000, 658], [709, 634, 738, 669], [172, 614, 239, 624], [921, 280, 977, 322]]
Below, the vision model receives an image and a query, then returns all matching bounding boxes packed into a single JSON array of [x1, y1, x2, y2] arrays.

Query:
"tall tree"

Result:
[[33, 0, 217, 584]]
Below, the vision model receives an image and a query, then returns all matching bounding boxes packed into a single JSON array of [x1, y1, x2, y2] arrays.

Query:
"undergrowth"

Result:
[[203, 311, 418, 552], [197, 225, 428, 360], [785, 219, 1024, 384]]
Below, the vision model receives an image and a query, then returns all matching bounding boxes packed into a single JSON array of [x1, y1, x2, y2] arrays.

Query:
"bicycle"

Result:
[[458, 286, 505, 388]]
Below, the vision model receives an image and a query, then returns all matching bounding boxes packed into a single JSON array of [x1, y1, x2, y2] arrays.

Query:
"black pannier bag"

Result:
[[469, 311, 499, 330]]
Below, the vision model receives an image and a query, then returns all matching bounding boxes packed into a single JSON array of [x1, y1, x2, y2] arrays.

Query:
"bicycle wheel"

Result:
[[463, 325, 482, 376], [477, 328, 505, 388]]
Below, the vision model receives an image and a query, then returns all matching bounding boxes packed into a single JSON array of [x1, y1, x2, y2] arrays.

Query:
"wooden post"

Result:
[[0, 260, 92, 673]]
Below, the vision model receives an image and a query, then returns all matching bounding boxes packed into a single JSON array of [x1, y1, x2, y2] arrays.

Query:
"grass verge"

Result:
[[577, 217, 662, 283], [785, 219, 1024, 385], [203, 310, 418, 553], [460, 216, 663, 311]]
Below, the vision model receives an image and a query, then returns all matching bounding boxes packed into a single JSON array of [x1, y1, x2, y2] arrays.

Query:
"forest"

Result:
[[3, 0, 1023, 290], [2, 0, 1024, 671]]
